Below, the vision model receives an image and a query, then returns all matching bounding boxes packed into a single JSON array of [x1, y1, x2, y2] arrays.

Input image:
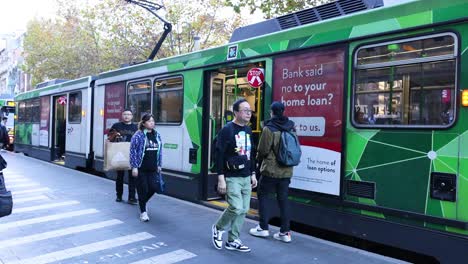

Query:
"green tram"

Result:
[[14, 0, 468, 261], [0, 99, 16, 148]]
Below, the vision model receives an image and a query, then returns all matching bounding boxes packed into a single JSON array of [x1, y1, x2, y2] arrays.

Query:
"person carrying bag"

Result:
[[0, 154, 12, 218], [129, 113, 163, 222], [106, 109, 138, 204]]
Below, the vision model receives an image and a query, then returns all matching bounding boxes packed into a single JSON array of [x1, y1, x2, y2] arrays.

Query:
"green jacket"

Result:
[[256, 126, 294, 178]]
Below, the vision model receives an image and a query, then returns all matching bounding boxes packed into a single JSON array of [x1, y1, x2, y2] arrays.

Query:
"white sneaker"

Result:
[[212, 224, 224, 250], [273, 231, 292, 243], [140, 212, 149, 222], [225, 239, 251, 252], [249, 225, 269, 237]]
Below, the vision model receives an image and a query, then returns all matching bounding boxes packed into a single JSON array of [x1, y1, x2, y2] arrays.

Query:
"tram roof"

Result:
[[15, 77, 92, 101]]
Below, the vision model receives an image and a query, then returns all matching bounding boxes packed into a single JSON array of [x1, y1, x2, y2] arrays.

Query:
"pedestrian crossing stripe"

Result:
[[0, 219, 122, 249], [0, 209, 99, 232], [14, 195, 49, 204], [4, 178, 28, 183], [13, 188, 50, 195], [7, 182, 40, 188], [129, 249, 197, 264], [14, 201, 80, 213]]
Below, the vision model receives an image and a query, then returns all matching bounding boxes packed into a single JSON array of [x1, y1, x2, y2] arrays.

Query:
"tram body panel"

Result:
[[66, 124, 82, 153], [39, 96, 51, 148], [459, 132, 468, 222], [93, 84, 106, 160], [30, 124, 40, 146], [66, 88, 89, 155], [157, 126, 185, 172]]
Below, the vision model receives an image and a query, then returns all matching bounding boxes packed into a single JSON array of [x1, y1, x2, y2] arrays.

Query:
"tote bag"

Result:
[[104, 141, 131, 171]]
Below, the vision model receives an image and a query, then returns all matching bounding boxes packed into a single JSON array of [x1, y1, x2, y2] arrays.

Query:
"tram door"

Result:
[[52, 95, 67, 161], [205, 72, 226, 200]]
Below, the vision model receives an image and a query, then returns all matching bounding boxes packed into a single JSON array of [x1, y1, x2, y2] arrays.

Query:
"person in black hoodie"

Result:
[[249, 101, 296, 243], [110, 109, 138, 204]]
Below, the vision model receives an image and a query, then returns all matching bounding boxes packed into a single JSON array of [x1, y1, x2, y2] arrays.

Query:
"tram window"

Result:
[[68, 92, 82, 123], [31, 99, 40, 123], [127, 81, 151, 122], [18, 99, 40, 123], [357, 35, 455, 65], [353, 34, 457, 127], [154, 76, 183, 124], [18, 101, 26, 122]]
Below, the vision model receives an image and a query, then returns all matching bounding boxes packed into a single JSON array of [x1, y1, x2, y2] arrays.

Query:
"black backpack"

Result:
[[210, 123, 234, 172], [276, 130, 302, 167]]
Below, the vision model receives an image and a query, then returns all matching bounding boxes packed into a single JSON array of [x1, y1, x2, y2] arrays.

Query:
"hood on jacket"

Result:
[[265, 116, 295, 132]]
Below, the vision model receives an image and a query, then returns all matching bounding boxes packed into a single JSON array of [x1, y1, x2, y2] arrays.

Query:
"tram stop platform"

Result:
[[0, 151, 408, 264]]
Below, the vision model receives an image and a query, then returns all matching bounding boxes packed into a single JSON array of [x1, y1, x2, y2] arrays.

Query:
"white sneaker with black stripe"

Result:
[[249, 225, 269, 237], [225, 239, 251, 252], [212, 224, 224, 250]]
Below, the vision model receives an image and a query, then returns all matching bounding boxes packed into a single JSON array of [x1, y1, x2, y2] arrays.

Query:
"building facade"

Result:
[[0, 32, 32, 98]]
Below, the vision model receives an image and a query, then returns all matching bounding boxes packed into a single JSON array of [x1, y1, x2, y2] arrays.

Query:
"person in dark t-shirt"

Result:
[[110, 109, 138, 204], [211, 99, 257, 252]]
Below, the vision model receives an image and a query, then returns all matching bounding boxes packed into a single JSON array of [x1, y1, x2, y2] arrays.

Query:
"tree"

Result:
[[224, 0, 335, 19], [23, 16, 101, 86], [23, 0, 244, 87]]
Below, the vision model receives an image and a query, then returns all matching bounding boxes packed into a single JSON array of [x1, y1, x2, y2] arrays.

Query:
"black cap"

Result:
[[271, 101, 285, 117]]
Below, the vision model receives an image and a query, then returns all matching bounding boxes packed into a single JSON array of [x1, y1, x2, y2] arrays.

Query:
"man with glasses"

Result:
[[110, 109, 138, 205], [212, 99, 257, 253]]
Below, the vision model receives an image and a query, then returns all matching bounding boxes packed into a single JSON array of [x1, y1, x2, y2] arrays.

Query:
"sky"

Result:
[[0, 0, 58, 34]]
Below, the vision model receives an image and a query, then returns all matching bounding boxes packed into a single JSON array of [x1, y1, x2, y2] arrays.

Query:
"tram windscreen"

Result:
[[1, 106, 15, 130]]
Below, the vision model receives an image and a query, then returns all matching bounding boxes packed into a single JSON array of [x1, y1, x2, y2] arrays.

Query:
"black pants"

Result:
[[258, 176, 291, 233], [116, 170, 136, 200], [136, 170, 157, 213]]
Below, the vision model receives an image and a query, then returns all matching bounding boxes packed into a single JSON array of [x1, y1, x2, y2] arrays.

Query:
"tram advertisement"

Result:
[[273, 47, 345, 195], [40, 96, 50, 146], [104, 82, 125, 134]]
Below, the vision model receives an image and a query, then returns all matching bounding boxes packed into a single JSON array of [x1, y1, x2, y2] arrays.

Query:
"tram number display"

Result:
[[273, 47, 345, 196]]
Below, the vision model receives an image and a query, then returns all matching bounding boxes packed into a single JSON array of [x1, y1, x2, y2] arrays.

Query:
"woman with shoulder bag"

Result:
[[129, 113, 163, 222]]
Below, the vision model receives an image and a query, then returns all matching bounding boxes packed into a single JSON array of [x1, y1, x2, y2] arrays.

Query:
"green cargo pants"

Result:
[[215, 176, 252, 241]]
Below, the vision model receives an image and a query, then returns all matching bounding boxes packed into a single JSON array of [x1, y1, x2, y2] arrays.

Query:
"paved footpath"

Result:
[[0, 152, 409, 264]]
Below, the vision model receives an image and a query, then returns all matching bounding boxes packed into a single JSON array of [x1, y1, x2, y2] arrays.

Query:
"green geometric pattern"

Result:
[[182, 70, 204, 174], [345, 127, 466, 233], [15, 124, 32, 145]]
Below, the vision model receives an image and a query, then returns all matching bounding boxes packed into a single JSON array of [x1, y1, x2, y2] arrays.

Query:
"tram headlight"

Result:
[[463, 90, 468, 107]]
